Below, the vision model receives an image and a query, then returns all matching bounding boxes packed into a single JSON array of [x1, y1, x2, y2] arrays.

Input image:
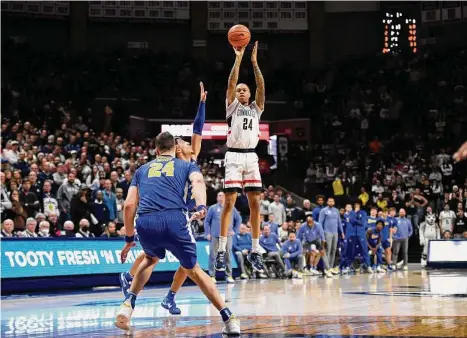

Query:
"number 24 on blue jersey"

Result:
[[148, 160, 174, 178]]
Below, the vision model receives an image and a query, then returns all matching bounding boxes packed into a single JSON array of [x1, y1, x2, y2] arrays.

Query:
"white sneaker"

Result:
[[324, 269, 333, 278], [222, 315, 241, 335], [226, 276, 235, 284], [240, 273, 248, 279], [376, 266, 386, 273], [302, 269, 313, 276], [341, 267, 350, 275], [367, 266, 374, 274], [258, 272, 268, 279], [421, 259, 427, 268], [396, 261, 404, 269], [211, 276, 217, 284], [330, 267, 339, 275], [115, 300, 133, 331], [310, 268, 320, 276], [402, 265, 408, 271]]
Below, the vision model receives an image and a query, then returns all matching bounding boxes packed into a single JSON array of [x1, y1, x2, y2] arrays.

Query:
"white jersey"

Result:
[[226, 98, 263, 149], [439, 210, 456, 232]]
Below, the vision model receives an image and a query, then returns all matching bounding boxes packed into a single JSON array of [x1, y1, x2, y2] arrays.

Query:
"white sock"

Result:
[[219, 236, 227, 252], [251, 239, 260, 252]]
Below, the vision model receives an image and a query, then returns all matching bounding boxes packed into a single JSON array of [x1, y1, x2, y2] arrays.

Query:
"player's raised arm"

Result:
[[251, 41, 265, 112], [189, 171, 207, 220], [192, 82, 207, 160], [226, 46, 246, 106]]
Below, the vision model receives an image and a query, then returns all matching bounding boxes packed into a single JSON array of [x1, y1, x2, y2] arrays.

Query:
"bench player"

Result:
[[119, 82, 207, 315], [115, 131, 240, 335], [215, 41, 266, 273]]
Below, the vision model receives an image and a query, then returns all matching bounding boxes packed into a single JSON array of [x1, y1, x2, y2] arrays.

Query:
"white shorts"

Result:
[[224, 151, 262, 193]]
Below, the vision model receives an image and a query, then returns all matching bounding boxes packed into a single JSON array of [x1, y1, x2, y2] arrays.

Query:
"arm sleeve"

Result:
[[408, 220, 413, 237], [193, 101, 206, 135]]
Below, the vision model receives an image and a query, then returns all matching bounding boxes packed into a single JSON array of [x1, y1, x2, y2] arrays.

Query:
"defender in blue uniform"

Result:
[[119, 83, 207, 315]]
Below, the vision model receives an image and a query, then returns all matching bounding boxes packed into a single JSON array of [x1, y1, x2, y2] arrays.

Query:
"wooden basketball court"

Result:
[[1, 267, 466, 337]]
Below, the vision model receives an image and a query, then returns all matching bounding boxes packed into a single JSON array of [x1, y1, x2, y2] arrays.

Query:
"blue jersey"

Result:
[[185, 159, 197, 211], [367, 228, 382, 248], [131, 156, 199, 215]]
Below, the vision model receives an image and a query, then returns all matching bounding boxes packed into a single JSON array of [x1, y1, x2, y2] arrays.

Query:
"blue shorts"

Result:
[[382, 240, 391, 249], [136, 210, 197, 269]]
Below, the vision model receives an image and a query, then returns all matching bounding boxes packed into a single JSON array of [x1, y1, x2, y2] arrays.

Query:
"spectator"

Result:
[[259, 192, 270, 221], [10, 189, 28, 231], [358, 187, 369, 207], [453, 209, 467, 237], [47, 212, 61, 236], [101, 222, 119, 238], [268, 194, 286, 224], [442, 230, 452, 240], [1, 219, 16, 237], [91, 190, 109, 236], [28, 171, 43, 199], [21, 218, 38, 238], [42, 180, 59, 217], [393, 209, 413, 270], [262, 214, 279, 235], [299, 199, 313, 220], [62, 221, 76, 237], [38, 221, 51, 237], [115, 188, 125, 224], [232, 224, 252, 280], [19, 179, 40, 217], [439, 204, 456, 233], [285, 196, 301, 222], [259, 225, 286, 274], [318, 197, 344, 270], [103, 179, 118, 222], [205, 191, 241, 284], [75, 219, 95, 238], [71, 185, 93, 230], [278, 222, 289, 243], [57, 172, 79, 221], [53, 164, 67, 188], [332, 176, 344, 206], [3, 140, 19, 164], [118, 171, 133, 199], [1, 172, 12, 220], [281, 232, 303, 278]]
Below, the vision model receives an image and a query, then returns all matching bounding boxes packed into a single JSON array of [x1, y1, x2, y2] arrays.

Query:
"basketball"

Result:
[[227, 24, 251, 48]]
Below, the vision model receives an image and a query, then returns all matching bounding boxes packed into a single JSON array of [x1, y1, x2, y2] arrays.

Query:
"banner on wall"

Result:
[[1, 239, 236, 279]]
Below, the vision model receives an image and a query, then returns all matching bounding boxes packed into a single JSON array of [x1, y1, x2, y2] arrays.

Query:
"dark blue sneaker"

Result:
[[161, 297, 181, 315], [119, 272, 131, 298], [215, 251, 227, 271], [247, 252, 264, 272]]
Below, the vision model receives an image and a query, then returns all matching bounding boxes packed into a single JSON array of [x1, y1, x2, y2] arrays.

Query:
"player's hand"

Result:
[[341, 233, 345, 240], [453, 141, 467, 162], [206, 234, 212, 241], [251, 41, 258, 64], [283, 253, 291, 259], [233, 45, 246, 57], [190, 209, 206, 221], [200, 82, 207, 102], [120, 241, 136, 263]]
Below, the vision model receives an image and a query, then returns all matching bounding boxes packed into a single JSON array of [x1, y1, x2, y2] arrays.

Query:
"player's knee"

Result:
[[224, 195, 236, 211]]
